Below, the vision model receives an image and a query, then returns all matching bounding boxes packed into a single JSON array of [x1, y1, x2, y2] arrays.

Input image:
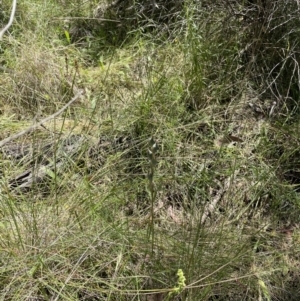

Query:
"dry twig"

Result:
[[0, 90, 84, 148]]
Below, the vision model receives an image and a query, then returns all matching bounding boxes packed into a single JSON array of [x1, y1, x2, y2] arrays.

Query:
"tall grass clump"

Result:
[[238, 0, 300, 118], [182, 1, 245, 110]]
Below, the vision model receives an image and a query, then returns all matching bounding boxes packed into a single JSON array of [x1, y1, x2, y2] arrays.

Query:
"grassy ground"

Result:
[[0, 0, 300, 300]]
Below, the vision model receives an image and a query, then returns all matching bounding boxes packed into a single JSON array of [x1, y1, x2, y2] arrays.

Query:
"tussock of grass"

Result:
[[0, 0, 300, 300]]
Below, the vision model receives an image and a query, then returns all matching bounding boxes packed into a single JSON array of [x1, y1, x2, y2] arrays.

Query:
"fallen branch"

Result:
[[0, 90, 84, 148], [9, 135, 87, 192]]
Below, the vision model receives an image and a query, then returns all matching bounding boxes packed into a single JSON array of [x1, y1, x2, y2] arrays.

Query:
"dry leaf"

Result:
[[214, 134, 244, 147]]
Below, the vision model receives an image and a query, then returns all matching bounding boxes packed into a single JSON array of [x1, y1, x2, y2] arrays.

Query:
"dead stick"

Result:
[[0, 0, 17, 40], [201, 189, 224, 225], [0, 90, 84, 148], [201, 177, 232, 225]]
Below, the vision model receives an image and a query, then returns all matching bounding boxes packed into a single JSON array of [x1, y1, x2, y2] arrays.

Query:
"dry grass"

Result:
[[0, 0, 300, 300]]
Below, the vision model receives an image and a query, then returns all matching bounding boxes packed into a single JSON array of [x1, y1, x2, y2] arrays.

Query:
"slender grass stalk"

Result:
[[147, 137, 158, 254]]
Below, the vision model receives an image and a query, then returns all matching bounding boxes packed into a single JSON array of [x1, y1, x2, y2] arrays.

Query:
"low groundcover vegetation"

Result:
[[0, 0, 300, 300]]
